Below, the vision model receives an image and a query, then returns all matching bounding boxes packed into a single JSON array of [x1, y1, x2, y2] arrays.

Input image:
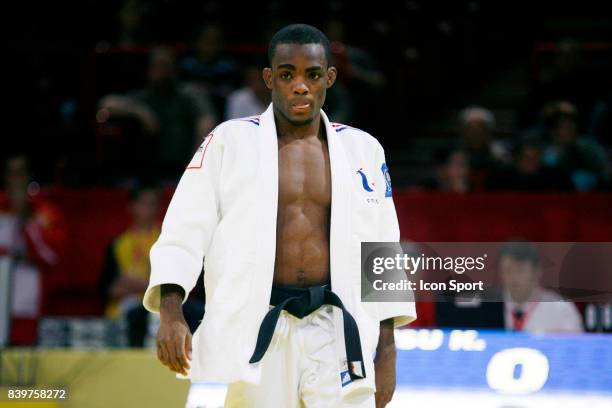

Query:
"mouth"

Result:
[[291, 102, 311, 113]]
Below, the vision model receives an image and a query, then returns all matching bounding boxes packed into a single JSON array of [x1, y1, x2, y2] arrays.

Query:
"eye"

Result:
[[309, 72, 321, 80], [280, 71, 291, 80]]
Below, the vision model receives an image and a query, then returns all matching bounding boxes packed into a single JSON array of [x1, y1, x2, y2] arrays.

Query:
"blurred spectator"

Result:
[[0, 155, 67, 345], [489, 137, 574, 191], [321, 78, 353, 124], [459, 106, 509, 190], [324, 19, 384, 127], [423, 147, 470, 192], [98, 0, 152, 48], [98, 186, 158, 346], [225, 64, 270, 120], [530, 39, 601, 129], [179, 23, 241, 117], [541, 101, 609, 191], [325, 19, 385, 90], [99, 46, 216, 182], [498, 241, 583, 333], [587, 89, 612, 148], [97, 186, 203, 347]]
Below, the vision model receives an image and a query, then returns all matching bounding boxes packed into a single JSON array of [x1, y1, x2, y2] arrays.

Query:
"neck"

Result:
[[274, 106, 322, 142]]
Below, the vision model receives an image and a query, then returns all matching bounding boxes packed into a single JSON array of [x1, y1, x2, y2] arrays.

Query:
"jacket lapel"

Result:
[[321, 110, 352, 298], [254, 104, 279, 306]]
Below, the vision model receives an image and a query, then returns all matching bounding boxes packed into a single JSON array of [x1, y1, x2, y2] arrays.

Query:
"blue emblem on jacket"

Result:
[[381, 163, 392, 197], [356, 168, 374, 192]]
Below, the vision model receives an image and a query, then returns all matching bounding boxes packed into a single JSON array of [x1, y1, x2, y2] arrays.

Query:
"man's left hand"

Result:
[[375, 319, 396, 407]]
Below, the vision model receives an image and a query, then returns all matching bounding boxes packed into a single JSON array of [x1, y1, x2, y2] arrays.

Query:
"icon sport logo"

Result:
[[356, 168, 375, 192]]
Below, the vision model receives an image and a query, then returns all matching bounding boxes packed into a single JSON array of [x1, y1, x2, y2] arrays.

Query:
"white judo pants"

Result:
[[224, 305, 375, 408]]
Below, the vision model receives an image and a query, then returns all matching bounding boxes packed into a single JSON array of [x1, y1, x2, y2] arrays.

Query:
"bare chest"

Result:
[[277, 137, 331, 207]]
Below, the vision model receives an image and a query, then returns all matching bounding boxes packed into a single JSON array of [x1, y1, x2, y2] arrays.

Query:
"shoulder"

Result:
[[207, 115, 262, 144], [330, 122, 384, 152], [538, 288, 565, 302], [217, 115, 261, 132], [537, 288, 579, 315]]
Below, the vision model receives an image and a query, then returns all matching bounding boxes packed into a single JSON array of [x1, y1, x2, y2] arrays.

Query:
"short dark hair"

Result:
[[268, 24, 332, 66], [499, 240, 540, 266]]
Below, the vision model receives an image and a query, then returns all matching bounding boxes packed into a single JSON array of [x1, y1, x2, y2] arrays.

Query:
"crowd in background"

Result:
[[5, 0, 612, 189], [2, 0, 612, 346]]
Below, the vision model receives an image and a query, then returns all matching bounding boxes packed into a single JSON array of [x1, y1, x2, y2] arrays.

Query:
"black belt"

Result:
[[249, 284, 366, 382]]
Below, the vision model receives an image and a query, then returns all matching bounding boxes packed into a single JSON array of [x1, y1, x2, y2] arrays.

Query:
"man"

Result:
[[541, 100, 609, 191], [143, 24, 416, 407], [98, 186, 204, 347], [498, 241, 582, 333], [488, 137, 573, 192], [429, 147, 470, 192], [0, 154, 66, 344], [457, 106, 508, 190], [225, 63, 271, 120], [99, 46, 217, 181]]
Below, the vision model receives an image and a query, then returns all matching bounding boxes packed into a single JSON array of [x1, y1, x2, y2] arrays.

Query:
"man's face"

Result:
[[263, 43, 336, 126], [148, 50, 176, 86], [550, 118, 577, 146], [516, 146, 541, 175], [131, 191, 160, 226], [462, 119, 491, 151], [440, 151, 468, 183], [499, 256, 540, 303]]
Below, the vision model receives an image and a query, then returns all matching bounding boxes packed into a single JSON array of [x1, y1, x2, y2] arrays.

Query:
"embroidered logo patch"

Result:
[[381, 163, 392, 197], [356, 168, 375, 192], [340, 369, 352, 387], [187, 132, 214, 169]]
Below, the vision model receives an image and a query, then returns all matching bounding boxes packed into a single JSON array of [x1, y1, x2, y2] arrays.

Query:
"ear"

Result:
[[326, 66, 337, 88], [262, 67, 273, 90]]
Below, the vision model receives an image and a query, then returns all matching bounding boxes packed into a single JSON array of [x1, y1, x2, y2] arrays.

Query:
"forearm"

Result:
[[375, 318, 397, 406], [377, 318, 395, 354]]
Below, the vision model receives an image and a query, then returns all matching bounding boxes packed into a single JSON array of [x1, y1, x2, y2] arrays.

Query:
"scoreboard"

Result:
[[391, 329, 612, 407]]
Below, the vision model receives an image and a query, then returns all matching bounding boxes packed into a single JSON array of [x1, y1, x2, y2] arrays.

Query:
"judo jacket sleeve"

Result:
[[143, 130, 223, 313], [372, 142, 417, 327]]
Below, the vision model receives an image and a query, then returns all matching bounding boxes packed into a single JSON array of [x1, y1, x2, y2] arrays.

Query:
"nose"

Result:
[[293, 80, 308, 95]]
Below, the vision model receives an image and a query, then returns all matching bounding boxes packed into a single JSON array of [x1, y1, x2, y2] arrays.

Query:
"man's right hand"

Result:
[[157, 285, 192, 376]]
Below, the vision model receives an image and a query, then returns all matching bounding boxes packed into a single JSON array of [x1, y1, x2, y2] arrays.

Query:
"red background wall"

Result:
[[39, 189, 612, 319]]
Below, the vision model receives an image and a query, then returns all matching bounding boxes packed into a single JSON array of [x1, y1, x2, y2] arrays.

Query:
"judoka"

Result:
[[143, 24, 416, 407]]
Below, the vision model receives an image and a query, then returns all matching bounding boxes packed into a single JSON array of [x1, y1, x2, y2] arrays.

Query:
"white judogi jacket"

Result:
[[143, 104, 416, 395]]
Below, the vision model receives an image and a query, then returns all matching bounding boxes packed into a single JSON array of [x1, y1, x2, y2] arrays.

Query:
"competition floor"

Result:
[[186, 328, 612, 408]]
